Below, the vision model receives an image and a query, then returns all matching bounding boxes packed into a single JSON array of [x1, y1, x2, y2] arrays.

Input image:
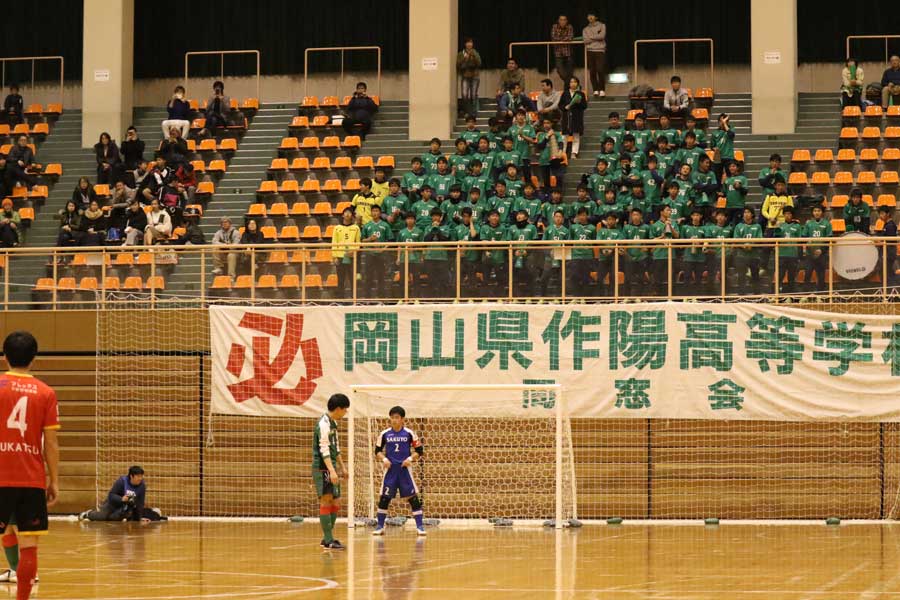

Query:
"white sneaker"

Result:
[[212, 268, 223, 275], [416, 528, 427, 536], [593, 91, 600, 97], [372, 527, 385, 536], [598, 91, 606, 97], [0, 570, 12, 583]]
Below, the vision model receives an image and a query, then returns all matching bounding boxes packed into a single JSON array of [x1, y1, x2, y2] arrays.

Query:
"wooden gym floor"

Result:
[[11, 519, 900, 599]]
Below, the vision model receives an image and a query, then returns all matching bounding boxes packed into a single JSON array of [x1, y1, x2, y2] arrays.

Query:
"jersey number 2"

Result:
[[6, 396, 27, 437], [394, 443, 399, 453]]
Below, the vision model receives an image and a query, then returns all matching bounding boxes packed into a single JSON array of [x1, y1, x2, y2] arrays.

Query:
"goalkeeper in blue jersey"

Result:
[[373, 406, 426, 536]]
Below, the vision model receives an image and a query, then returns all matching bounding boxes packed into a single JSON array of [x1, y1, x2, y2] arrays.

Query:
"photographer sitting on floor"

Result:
[[78, 466, 166, 522]]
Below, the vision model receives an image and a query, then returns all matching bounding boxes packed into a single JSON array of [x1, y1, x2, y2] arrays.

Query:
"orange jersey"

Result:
[[0, 372, 60, 488]]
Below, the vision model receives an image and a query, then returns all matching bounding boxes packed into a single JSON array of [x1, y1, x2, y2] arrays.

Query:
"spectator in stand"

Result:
[[710, 113, 735, 180], [238, 218, 268, 270], [204, 81, 231, 131], [170, 206, 205, 245], [122, 199, 148, 246], [5, 135, 35, 191], [157, 127, 188, 168], [760, 175, 793, 268], [733, 207, 763, 293], [351, 177, 383, 225], [143, 198, 172, 245], [663, 76, 690, 119], [140, 157, 172, 204], [3, 84, 22, 126], [497, 58, 525, 98], [881, 55, 900, 109], [497, 83, 535, 127], [120, 126, 145, 176], [550, 15, 575, 85], [583, 12, 607, 97], [803, 204, 832, 293], [94, 132, 122, 186], [173, 162, 197, 205], [457, 38, 482, 116], [130, 160, 151, 195], [163, 85, 191, 138], [560, 76, 587, 158], [56, 200, 83, 246], [843, 188, 871, 232], [79, 199, 107, 246], [108, 180, 136, 231], [332, 207, 361, 297], [211, 217, 240, 277], [361, 203, 394, 298], [841, 58, 865, 109], [72, 176, 96, 210], [536, 79, 561, 123], [534, 118, 566, 190], [757, 153, 786, 198], [0, 198, 20, 247], [875, 206, 898, 286], [342, 82, 378, 140]]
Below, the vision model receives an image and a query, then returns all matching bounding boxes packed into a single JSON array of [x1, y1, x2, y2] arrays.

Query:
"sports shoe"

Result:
[[593, 91, 600, 97], [78, 510, 90, 521], [319, 538, 326, 547], [372, 527, 385, 536], [598, 91, 606, 97], [323, 539, 346, 550], [416, 528, 427, 536], [0, 570, 12, 583]]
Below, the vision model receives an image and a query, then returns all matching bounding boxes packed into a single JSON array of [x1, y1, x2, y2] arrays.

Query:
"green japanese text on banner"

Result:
[[210, 303, 900, 421]]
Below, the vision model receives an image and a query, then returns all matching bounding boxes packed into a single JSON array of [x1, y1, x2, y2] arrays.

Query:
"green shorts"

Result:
[[312, 469, 341, 499]]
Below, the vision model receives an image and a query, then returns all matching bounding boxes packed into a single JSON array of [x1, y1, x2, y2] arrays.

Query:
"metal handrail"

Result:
[[0, 56, 64, 107], [303, 46, 382, 99], [633, 38, 715, 89], [846, 35, 900, 63], [184, 50, 261, 101], [508, 41, 588, 89]]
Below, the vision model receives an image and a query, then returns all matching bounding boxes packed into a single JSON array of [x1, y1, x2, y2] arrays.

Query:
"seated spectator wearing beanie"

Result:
[[94, 132, 122, 186], [3, 84, 22, 126], [343, 82, 378, 140], [163, 85, 191, 138], [56, 200, 83, 246], [0, 198, 20, 247]]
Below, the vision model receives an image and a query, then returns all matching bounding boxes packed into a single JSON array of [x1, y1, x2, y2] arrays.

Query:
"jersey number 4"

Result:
[[6, 396, 27, 437]]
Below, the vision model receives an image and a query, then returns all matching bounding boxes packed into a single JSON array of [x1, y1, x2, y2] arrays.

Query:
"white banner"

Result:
[[210, 303, 900, 421]]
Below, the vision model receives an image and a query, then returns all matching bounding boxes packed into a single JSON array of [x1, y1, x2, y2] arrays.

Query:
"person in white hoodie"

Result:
[[143, 198, 172, 245], [583, 12, 607, 97]]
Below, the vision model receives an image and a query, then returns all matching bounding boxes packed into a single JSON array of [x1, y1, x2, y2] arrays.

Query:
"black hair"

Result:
[[608, 111, 620, 119], [684, 131, 697, 140], [411, 156, 422, 164], [656, 136, 668, 144], [576, 207, 589, 215], [461, 207, 473, 216], [360, 177, 373, 187], [782, 205, 795, 214], [174, 85, 185, 94], [623, 134, 636, 143], [371, 203, 381, 211], [436, 156, 448, 164], [455, 137, 467, 146], [671, 75, 681, 84], [127, 125, 137, 132], [744, 207, 756, 217], [389, 406, 406, 418], [769, 153, 782, 162], [430, 137, 442, 145], [389, 177, 401, 186], [128, 466, 145, 477], [430, 207, 443, 216], [356, 81, 367, 89], [213, 80, 224, 91], [541, 78, 553, 87], [3, 331, 37, 368], [465, 114, 477, 122], [328, 393, 351, 411]]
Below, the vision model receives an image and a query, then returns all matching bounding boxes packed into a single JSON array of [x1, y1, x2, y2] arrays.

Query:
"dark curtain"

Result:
[[134, 0, 409, 79], [459, 0, 750, 73], [800, 0, 900, 63], [0, 1, 82, 81]]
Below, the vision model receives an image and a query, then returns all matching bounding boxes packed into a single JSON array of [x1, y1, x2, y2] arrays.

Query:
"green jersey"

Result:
[[453, 222, 480, 262], [421, 151, 444, 175], [623, 193, 652, 218], [491, 196, 515, 223], [758, 167, 787, 197], [485, 129, 504, 152], [594, 199, 624, 220], [513, 196, 542, 221], [397, 226, 424, 263], [361, 219, 393, 253], [723, 175, 748, 209], [462, 172, 491, 197], [653, 128, 679, 146], [507, 122, 536, 158], [543, 223, 569, 267], [803, 218, 832, 250], [649, 220, 680, 260], [423, 224, 453, 261], [472, 151, 496, 174], [536, 131, 565, 166], [508, 223, 539, 257], [448, 153, 473, 179], [733, 222, 763, 259], [402, 170, 429, 200], [675, 146, 705, 171], [775, 221, 804, 258], [600, 127, 625, 151], [541, 201, 572, 225], [312, 413, 339, 470], [587, 171, 615, 200], [499, 175, 524, 199], [382, 193, 409, 233], [427, 172, 456, 200], [703, 223, 732, 257], [672, 176, 693, 205], [680, 224, 707, 262], [440, 199, 473, 225], [571, 199, 595, 219], [569, 222, 596, 260], [631, 128, 653, 152], [639, 170, 664, 205], [411, 199, 439, 229], [472, 196, 493, 223], [622, 222, 650, 260], [596, 227, 623, 262], [843, 201, 871, 232], [495, 150, 522, 169], [459, 129, 482, 148], [653, 149, 678, 176], [678, 128, 707, 148], [662, 196, 690, 224], [710, 128, 735, 160], [691, 169, 717, 207], [478, 223, 508, 264]]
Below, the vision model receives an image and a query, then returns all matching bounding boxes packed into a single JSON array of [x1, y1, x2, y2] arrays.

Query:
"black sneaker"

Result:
[[319, 539, 326, 547], [323, 539, 345, 550]]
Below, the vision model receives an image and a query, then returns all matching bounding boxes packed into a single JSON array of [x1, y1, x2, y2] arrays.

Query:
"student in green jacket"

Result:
[[462, 159, 491, 197], [679, 114, 707, 148], [775, 205, 803, 294], [662, 180, 689, 226], [622, 208, 651, 296], [568, 207, 596, 297], [650, 136, 678, 178], [534, 117, 565, 191], [448, 138, 473, 181], [382, 178, 409, 235], [733, 207, 763, 294], [402, 156, 430, 202], [509, 209, 540, 294], [757, 153, 786, 198], [499, 163, 524, 199], [595, 137, 618, 167], [471, 136, 497, 178], [639, 154, 665, 217], [360, 204, 394, 299], [710, 113, 735, 180], [649, 204, 681, 296], [600, 111, 625, 152], [514, 182, 542, 224], [422, 207, 453, 297], [803, 204, 832, 293], [469, 187, 491, 224], [594, 187, 624, 223], [630, 112, 653, 152], [680, 208, 708, 289], [427, 157, 456, 202], [421, 138, 444, 175], [440, 184, 471, 225], [411, 185, 439, 229], [539, 208, 569, 297], [587, 158, 615, 201], [459, 115, 481, 149], [507, 109, 536, 181], [476, 209, 510, 297], [454, 206, 481, 293], [722, 160, 749, 225], [495, 136, 522, 171], [843, 188, 871, 232], [674, 131, 705, 173], [396, 211, 424, 297], [653, 114, 679, 147], [704, 209, 733, 292], [596, 212, 624, 296]]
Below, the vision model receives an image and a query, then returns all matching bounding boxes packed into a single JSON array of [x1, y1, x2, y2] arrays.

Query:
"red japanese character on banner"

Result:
[[225, 312, 323, 405]]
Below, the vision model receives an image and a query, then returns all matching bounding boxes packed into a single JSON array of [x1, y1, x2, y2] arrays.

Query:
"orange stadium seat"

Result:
[[280, 179, 300, 194], [311, 157, 331, 170], [290, 202, 310, 216], [813, 149, 833, 163], [791, 149, 810, 163]]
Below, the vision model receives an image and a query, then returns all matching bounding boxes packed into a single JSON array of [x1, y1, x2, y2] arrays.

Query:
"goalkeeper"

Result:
[[373, 406, 426, 536]]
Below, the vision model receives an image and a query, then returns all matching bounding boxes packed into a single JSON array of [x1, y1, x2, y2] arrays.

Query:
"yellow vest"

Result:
[[761, 194, 794, 227], [331, 224, 360, 258], [351, 192, 383, 225]]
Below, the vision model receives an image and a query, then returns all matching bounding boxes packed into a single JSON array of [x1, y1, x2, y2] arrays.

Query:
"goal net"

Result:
[[347, 384, 577, 527]]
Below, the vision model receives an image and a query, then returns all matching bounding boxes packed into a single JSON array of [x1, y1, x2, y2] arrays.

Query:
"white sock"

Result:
[[572, 134, 581, 155]]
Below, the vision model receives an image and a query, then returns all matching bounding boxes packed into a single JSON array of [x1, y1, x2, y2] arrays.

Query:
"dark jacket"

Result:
[[205, 94, 231, 118], [3, 94, 22, 116], [102, 475, 146, 520], [72, 187, 97, 209], [167, 98, 191, 120], [121, 138, 145, 169], [125, 206, 148, 231], [80, 210, 107, 234], [560, 88, 587, 113], [94, 141, 121, 167], [346, 94, 378, 122], [58, 208, 82, 230], [173, 221, 206, 245], [240, 230, 267, 245], [7, 144, 32, 167], [882, 67, 900, 88], [158, 137, 188, 163]]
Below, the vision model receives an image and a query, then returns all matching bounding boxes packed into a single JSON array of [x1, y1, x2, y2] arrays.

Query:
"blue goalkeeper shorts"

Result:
[[380, 466, 418, 499]]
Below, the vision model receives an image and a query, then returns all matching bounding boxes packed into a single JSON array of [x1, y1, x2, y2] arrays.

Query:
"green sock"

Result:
[[330, 510, 338, 529], [3, 543, 17, 572], [319, 513, 333, 543]]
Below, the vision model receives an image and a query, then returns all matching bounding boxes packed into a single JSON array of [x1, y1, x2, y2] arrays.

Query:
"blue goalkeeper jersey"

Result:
[[377, 427, 422, 466]]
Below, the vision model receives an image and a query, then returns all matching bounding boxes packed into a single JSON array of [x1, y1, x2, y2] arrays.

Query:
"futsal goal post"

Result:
[[347, 384, 575, 528]]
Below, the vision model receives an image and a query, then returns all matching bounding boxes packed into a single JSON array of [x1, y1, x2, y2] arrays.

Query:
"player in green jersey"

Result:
[[313, 394, 350, 550]]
